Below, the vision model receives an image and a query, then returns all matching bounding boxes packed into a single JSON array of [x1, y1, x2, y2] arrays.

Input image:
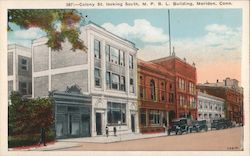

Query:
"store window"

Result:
[[149, 110, 160, 125], [107, 102, 126, 125], [140, 109, 146, 126]]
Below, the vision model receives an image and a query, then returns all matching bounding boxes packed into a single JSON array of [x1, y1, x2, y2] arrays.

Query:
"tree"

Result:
[[8, 9, 87, 51]]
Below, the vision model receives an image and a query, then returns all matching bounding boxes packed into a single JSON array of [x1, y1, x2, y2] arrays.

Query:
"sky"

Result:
[[8, 9, 242, 84]]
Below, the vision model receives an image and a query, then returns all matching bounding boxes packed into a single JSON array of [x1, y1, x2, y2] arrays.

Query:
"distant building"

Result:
[[8, 44, 32, 101], [137, 59, 175, 133], [151, 53, 197, 120], [197, 91, 225, 122], [197, 78, 243, 124], [32, 22, 138, 138]]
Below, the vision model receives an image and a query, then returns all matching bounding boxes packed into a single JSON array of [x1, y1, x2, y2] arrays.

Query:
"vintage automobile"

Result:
[[168, 118, 189, 135], [211, 118, 233, 130], [189, 120, 208, 133]]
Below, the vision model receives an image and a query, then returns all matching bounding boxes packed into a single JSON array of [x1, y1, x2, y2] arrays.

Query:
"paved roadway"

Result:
[[60, 127, 243, 151]]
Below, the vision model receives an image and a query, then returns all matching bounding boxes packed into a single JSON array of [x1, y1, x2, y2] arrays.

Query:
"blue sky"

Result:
[[8, 9, 242, 83]]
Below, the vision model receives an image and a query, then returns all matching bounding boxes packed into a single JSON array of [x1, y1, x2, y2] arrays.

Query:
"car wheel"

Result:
[[168, 131, 170, 136], [175, 131, 178, 135]]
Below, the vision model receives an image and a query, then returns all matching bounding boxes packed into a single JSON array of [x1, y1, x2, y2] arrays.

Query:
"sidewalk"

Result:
[[59, 132, 169, 143], [10, 132, 169, 151]]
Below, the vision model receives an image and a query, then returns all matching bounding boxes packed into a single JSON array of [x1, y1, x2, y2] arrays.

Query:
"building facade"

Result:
[[151, 53, 197, 120], [8, 44, 32, 100], [197, 91, 225, 122], [137, 60, 175, 133], [32, 22, 139, 138], [197, 78, 243, 124]]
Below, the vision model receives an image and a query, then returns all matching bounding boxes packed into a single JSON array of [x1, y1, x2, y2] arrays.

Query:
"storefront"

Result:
[[52, 88, 92, 139]]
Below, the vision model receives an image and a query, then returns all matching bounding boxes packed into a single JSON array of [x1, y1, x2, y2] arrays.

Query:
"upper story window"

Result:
[[105, 45, 110, 62], [112, 74, 119, 90], [110, 47, 119, 64], [120, 76, 126, 91], [119, 50, 125, 66], [94, 68, 101, 87], [19, 81, 28, 95], [21, 58, 28, 71], [94, 39, 101, 59], [106, 72, 111, 89], [150, 80, 156, 101], [130, 78, 134, 93], [129, 54, 133, 69]]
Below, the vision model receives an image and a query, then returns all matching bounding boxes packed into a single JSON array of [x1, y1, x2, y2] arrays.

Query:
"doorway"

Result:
[[96, 113, 102, 135], [131, 114, 135, 132]]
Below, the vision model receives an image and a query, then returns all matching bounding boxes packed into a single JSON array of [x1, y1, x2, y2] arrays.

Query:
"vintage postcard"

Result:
[[0, 0, 249, 156]]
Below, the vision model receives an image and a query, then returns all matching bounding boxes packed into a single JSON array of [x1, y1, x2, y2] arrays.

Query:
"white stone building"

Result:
[[197, 91, 225, 122], [32, 22, 138, 138], [8, 44, 32, 101]]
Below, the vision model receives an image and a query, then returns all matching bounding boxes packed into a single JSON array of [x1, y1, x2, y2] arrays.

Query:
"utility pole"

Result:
[[168, 9, 172, 56]]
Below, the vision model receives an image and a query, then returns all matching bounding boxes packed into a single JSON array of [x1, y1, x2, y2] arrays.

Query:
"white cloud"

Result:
[[14, 28, 45, 40], [102, 19, 168, 43], [138, 24, 241, 61]]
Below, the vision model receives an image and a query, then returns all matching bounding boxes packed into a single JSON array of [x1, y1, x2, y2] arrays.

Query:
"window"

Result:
[[94, 39, 101, 59], [129, 54, 133, 69], [105, 45, 110, 62], [95, 68, 101, 87], [120, 76, 126, 91], [106, 72, 111, 89], [179, 95, 185, 107], [19, 82, 27, 95], [107, 102, 126, 125], [140, 109, 146, 126], [110, 47, 119, 64], [21, 58, 28, 71], [119, 50, 125, 66], [94, 69, 101, 85], [150, 80, 156, 101], [139, 86, 144, 98], [112, 74, 119, 90], [149, 110, 160, 125], [130, 78, 134, 93], [169, 93, 174, 103]]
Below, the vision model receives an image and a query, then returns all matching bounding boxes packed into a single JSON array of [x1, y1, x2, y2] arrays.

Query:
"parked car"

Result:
[[168, 118, 189, 135], [211, 118, 232, 130], [189, 120, 208, 133]]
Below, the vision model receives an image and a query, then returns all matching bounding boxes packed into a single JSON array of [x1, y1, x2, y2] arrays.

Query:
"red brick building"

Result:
[[138, 59, 175, 133], [151, 54, 197, 120], [197, 78, 243, 124]]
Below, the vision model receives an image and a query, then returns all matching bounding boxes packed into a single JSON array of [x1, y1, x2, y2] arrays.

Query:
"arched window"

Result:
[[150, 80, 156, 101]]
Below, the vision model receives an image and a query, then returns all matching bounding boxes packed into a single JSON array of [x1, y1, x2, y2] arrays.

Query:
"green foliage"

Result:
[[8, 129, 55, 148], [8, 9, 87, 52], [8, 91, 54, 136]]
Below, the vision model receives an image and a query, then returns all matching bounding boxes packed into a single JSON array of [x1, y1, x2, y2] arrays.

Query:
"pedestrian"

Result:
[[40, 127, 46, 146], [113, 126, 117, 136], [105, 126, 109, 137]]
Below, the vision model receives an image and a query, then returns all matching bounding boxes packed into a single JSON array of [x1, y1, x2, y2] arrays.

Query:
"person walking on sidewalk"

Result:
[[113, 126, 117, 136], [105, 126, 109, 137], [40, 127, 46, 146]]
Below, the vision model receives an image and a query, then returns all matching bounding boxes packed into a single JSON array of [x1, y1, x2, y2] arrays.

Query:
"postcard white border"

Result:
[[0, 0, 249, 156]]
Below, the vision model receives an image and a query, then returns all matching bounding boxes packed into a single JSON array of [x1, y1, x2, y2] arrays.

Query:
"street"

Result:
[[58, 127, 243, 151]]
